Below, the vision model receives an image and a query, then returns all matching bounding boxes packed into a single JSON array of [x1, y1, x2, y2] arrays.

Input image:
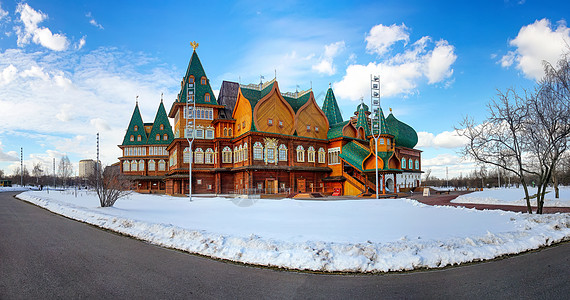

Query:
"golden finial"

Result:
[[190, 41, 199, 51], [390, 107, 392, 113]]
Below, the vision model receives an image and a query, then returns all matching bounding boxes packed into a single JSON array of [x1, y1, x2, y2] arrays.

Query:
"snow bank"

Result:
[[0, 186, 30, 192], [452, 187, 570, 207], [16, 190, 570, 273]]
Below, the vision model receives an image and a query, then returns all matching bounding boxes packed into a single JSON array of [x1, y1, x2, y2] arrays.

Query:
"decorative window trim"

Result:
[[205, 93, 210, 102], [268, 118, 273, 126], [206, 129, 214, 139], [328, 147, 341, 165], [189, 76, 194, 84], [402, 158, 407, 169], [315, 126, 319, 132], [222, 146, 232, 164], [201, 76, 207, 85], [163, 134, 168, 141], [253, 142, 263, 160], [307, 146, 315, 163], [195, 148, 204, 164], [279, 144, 287, 161], [148, 160, 156, 171], [183, 147, 191, 163], [306, 125, 311, 132], [160, 124, 164, 130], [379, 138, 385, 145], [123, 161, 130, 172], [296, 145, 305, 162], [158, 160, 166, 171], [130, 135, 134, 142], [134, 125, 138, 131], [318, 147, 325, 164], [278, 120, 283, 128]]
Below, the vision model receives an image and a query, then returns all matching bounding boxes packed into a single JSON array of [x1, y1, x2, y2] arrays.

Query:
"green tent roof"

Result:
[[321, 87, 343, 126], [147, 101, 174, 145], [327, 120, 350, 139], [122, 103, 148, 146], [386, 113, 418, 149], [355, 103, 370, 137], [178, 50, 218, 105]]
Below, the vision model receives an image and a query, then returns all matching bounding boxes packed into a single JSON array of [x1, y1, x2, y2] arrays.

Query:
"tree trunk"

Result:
[[553, 174, 559, 199], [520, 178, 532, 214]]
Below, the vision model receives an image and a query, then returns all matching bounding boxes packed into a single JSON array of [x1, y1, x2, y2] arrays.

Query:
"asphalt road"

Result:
[[1, 191, 569, 299]]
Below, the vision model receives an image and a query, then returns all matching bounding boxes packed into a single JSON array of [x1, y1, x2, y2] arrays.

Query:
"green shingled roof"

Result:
[[147, 101, 174, 145], [122, 103, 148, 146], [355, 103, 370, 137], [179, 50, 218, 105], [327, 120, 349, 139], [386, 113, 418, 149], [339, 141, 370, 172], [321, 87, 343, 126]]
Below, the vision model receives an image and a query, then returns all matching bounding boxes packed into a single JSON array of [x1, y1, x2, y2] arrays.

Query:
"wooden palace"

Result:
[[118, 46, 422, 196]]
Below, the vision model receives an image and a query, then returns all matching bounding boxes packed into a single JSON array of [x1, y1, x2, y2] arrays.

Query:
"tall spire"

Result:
[[321, 86, 343, 126], [177, 46, 217, 105], [355, 102, 370, 138], [148, 101, 174, 145]]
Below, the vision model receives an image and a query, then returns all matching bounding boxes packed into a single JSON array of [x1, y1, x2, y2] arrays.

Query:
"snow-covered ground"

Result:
[[0, 186, 30, 192], [452, 187, 570, 207], [16, 190, 570, 273]]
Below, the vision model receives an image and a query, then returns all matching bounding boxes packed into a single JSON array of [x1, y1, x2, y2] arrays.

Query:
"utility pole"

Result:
[[53, 157, 56, 188], [446, 166, 449, 188], [20, 148, 23, 187], [97, 132, 100, 192]]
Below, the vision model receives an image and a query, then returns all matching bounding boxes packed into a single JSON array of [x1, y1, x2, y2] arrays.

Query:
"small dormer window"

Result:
[[201, 77, 206, 85], [205, 93, 210, 102], [306, 125, 311, 132], [134, 125, 138, 131], [130, 135, 134, 142], [315, 126, 319, 132], [137, 135, 141, 141], [237, 124, 241, 131], [268, 119, 273, 126], [160, 124, 164, 130], [189, 76, 194, 84], [242, 121, 245, 128], [278, 120, 283, 127], [156, 134, 160, 141], [163, 134, 168, 140], [387, 139, 391, 146]]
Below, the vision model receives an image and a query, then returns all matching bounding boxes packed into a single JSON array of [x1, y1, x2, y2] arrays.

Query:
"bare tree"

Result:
[[91, 165, 132, 207], [57, 155, 73, 187], [525, 57, 570, 213], [32, 162, 43, 185], [458, 54, 570, 214], [0, 169, 4, 179], [423, 169, 432, 182], [458, 88, 534, 213]]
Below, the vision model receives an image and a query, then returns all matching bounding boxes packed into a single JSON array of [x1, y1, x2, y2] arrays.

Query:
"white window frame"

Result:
[[296, 145, 305, 162]]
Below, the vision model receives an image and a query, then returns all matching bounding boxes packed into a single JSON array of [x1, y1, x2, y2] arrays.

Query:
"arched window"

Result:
[[234, 146, 239, 162], [195, 148, 204, 164], [279, 144, 287, 161], [123, 161, 130, 172], [158, 160, 166, 171], [137, 135, 141, 141], [156, 134, 160, 141], [253, 142, 263, 160], [402, 158, 407, 169], [188, 76, 194, 84], [201, 76, 207, 85], [163, 134, 168, 141], [134, 125, 138, 131], [387, 138, 391, 146], [238, 145, 243, 162], [205, 148, 214, 164], [296, 145, 305, 162], [222, 146, 232, 163], [131, 160, 138, 171], [138, 160, 144, 171], [415, 160, 419, 169], [307, 146, 315, 163], [243, 143, 248, 161], [183, 147, 191, 163], [205, 93, 210, 102], [228, 128, 233, 136], [318, 147, 326, 164], [160, 124, 164, 130], [148, 160, 156, 171], [224, 128, 228, 136], [130, 135, 134, 142]]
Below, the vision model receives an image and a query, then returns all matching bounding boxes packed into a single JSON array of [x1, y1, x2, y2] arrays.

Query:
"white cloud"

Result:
[[0, 140, 18, 161], [15, 3, 69, 51], [312, 41, 346, 75], [500, 19, 570, 80], [417, 130, 468, 149], [76, 36, 86, 50], [334, 27, 457, 101], [0, 47, 179, 167], [86, 12, 104, 29], [421, 153, 476, 179], [0, 65, 18, 85], [365, 23, 409, 56], [425, 40, 457, 84], [0, 4, 8, 21]]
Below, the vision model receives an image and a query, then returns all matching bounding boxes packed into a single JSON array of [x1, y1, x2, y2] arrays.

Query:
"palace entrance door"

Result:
[[297, 178, 306, 193], [265, 179, 277, 194]]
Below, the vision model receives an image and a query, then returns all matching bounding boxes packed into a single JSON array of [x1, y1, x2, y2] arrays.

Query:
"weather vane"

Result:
[[190, 41, 199, 51]]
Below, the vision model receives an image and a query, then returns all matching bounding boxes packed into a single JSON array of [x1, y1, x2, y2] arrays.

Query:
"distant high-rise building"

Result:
[[79, 159, 100, 178]]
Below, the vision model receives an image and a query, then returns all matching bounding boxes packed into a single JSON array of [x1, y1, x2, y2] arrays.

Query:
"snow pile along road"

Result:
[[452, 187, 570, 207], [16, 190, 570, 273]]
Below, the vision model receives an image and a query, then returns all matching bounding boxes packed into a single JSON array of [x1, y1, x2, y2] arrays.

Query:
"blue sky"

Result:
[[0, 0, 569, 179]]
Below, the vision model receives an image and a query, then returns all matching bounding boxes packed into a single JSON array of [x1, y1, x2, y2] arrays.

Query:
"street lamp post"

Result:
[[370, 75, 381, 199], [185, 75, 196, 202]]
